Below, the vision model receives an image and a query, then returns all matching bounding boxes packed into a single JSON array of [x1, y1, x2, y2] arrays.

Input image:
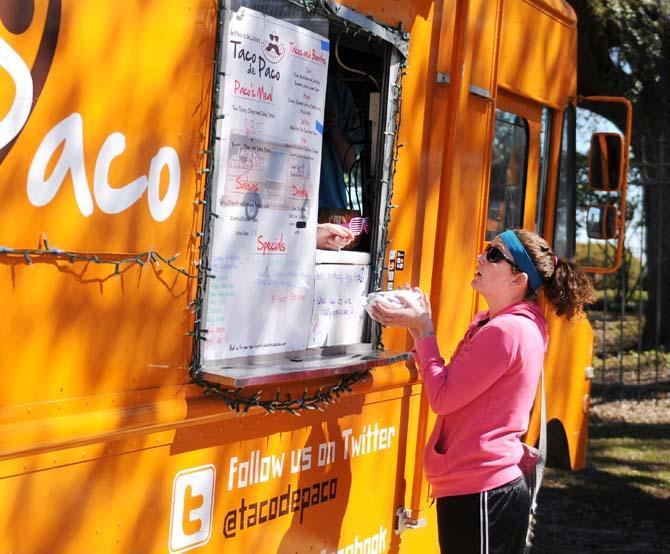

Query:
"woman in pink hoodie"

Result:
[[370, 229, 593, 554]]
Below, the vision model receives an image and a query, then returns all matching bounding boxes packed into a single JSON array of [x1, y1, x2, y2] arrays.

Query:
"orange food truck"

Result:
[[0, 0, 630, 552]]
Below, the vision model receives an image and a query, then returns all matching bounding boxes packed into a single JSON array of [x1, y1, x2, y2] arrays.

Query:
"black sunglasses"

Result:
[[485, 243, 520, 271]]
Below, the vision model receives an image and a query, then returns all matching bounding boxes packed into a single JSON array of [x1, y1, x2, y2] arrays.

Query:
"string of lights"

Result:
[[373, 59, 407, 351], [189, 0, 226, 381], [0, 234, 198, 278], [199, 371, 370, 415]]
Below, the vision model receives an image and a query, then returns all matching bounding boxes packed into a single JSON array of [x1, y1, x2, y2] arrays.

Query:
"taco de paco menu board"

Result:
[[203, 7, 330, 363]]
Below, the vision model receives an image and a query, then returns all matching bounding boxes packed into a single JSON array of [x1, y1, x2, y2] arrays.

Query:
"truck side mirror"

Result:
[[586, 204, 618, 240], [588, 132, 624, 191], [576, 96, 632, 275]]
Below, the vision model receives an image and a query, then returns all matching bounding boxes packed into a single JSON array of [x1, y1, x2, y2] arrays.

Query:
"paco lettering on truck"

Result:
[[0, 3, 181, 221]]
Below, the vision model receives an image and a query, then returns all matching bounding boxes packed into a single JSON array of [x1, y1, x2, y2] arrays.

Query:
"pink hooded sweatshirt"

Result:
[[413, 301, 548, 498]]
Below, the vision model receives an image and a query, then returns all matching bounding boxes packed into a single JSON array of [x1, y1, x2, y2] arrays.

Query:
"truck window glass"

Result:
[[486, 110, 529, 240], [536, 107, 552, 233], [553, 105, 577, 258]]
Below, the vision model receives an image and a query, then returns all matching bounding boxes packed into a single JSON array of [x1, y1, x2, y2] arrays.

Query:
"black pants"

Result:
[[436, 476, 530, 554]]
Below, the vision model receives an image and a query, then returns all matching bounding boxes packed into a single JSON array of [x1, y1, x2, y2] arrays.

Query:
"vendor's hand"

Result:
[[369, 286, 435, 339], [316, 223, 355, 250]]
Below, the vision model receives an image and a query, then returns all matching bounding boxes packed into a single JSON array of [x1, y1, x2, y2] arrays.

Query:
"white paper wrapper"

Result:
[[362, 290, 422, 315]]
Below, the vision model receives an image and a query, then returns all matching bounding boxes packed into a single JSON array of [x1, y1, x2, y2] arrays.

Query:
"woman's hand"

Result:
[[316, 223, 355, 250], [368, 287, 435, 339]]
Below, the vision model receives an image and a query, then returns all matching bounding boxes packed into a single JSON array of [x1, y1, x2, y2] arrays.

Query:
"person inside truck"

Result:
[[369, 229, 594, 554], [315, 71, 363, 251], [318, 74, 363, 211]]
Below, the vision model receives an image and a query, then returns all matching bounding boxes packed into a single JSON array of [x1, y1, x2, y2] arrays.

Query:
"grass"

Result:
[[530, 392, 670, 553], [591, 350, 670, 385], [589, 311, 644, 353], [589, 429, 670, 497], [592, 289, 648, 306], [530, 307, 670, 551], [587, 309, 669, 385]]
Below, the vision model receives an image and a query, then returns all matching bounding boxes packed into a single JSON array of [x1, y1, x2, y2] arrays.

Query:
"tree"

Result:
[[567, 0, 670, 349]]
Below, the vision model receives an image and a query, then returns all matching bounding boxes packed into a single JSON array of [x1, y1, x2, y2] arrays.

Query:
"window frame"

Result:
[[536, 106, 553, 234], [194, 0, 410, 386], [552, 105, 577, 259], [485, 108, 531, 241]]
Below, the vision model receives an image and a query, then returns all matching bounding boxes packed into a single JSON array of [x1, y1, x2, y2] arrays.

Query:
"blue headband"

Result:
[[499, 230, 543, 291]]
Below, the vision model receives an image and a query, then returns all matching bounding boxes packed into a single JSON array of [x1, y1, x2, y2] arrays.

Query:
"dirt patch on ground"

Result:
[[530, 390, 670, 553]]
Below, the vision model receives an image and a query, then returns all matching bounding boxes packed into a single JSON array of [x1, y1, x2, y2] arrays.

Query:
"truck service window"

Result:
[[194, 0, 408, 386], [486, 110, 529, 240]]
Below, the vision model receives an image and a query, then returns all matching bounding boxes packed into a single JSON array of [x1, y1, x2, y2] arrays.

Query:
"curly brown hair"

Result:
[[513, 229, 594, 322]]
